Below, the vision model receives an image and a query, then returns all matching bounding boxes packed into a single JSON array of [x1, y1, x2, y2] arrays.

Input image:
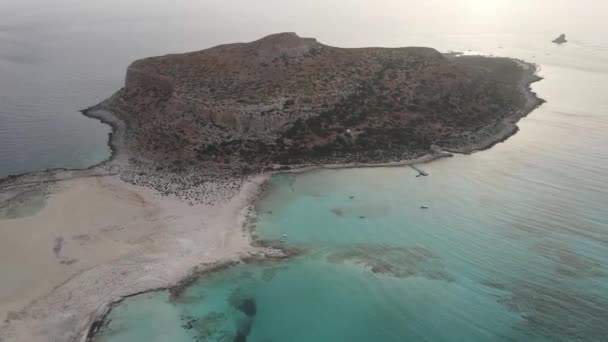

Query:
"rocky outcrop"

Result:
[[553, 34, 567, 44], [252, 32, 320, 62], [98, 33, 542, 173]]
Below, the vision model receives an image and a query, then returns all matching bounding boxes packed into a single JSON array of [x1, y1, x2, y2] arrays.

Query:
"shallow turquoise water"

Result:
[[94, 39, 608, 340], [95, 162, 608, 341]]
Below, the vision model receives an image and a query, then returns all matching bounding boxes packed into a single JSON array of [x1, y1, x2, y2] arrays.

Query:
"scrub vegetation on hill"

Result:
[[93, 33, 540, 174]]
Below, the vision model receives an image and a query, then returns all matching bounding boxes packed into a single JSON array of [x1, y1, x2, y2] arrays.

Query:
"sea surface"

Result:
[[2, 0, 608, 341]]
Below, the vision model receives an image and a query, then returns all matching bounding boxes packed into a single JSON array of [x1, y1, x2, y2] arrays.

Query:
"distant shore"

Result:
[[0, 55, 543, 342]]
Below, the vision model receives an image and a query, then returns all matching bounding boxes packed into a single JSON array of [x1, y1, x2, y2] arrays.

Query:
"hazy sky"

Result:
[[1, 0, 607, 48]]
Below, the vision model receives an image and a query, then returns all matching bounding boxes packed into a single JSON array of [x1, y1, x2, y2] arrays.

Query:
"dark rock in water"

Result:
[[552, 34, 567, 44], [238, 299, 257, 316], [60, 258, 78, 265], [238, 319, 253, 337], [234, 331, 247, 342], [53, 236, 64, 258], [330, 208, 345, 217], [181, 316, 196, 330]]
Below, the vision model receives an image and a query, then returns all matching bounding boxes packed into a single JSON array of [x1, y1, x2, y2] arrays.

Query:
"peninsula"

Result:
[[0, 33, 543, 342]]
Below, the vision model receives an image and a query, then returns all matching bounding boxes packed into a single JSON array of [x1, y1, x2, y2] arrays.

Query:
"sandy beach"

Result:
[[0, 173, 276, 342], [0, 140, 451, 342]]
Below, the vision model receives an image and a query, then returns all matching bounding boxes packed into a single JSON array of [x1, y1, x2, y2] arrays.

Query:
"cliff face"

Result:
[[103, 33, 536, 169]]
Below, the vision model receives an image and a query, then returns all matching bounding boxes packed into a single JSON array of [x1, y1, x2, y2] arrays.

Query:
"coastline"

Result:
[[0, 56, 544, 342], [0, 109, 122, 193], [442, 58, 545, 154], [0, 56, 543, 187], [79, 104, 128, 169], [0, 173, 284, 342], [253, 58, 544, 176]]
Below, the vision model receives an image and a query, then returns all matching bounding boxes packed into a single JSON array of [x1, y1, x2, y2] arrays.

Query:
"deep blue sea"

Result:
[[1, 1, 607, 341]]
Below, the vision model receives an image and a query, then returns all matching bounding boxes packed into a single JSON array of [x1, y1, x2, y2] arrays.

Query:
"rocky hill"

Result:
[[94, 32, 542, 173]]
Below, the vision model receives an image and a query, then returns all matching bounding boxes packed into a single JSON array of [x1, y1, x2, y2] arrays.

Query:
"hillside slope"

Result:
[[96, 32, 542, 172]]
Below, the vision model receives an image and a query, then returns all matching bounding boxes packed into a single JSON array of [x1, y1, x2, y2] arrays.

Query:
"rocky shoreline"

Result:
[[441, 58, 544, 154]]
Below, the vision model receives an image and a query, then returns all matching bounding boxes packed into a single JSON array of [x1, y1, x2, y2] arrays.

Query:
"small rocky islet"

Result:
[[552, 33, 568, 44]]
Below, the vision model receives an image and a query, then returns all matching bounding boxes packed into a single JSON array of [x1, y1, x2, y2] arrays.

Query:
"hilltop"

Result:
[[89, 33, 542, 174]]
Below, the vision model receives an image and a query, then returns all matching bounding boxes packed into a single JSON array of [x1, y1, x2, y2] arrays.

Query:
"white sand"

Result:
[[0, 174, 269, 342]]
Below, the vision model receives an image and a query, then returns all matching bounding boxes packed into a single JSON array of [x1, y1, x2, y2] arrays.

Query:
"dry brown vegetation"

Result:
[[100, 33, 537, 173]]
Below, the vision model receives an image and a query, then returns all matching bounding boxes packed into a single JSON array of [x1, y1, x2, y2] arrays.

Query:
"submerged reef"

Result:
[[327, 244, 454, 281]]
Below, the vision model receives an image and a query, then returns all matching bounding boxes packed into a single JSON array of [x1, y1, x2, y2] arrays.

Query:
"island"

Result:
[[91, 32, 541, 173], [553, 34, 568, 44], [0, 33, 543, 342]]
